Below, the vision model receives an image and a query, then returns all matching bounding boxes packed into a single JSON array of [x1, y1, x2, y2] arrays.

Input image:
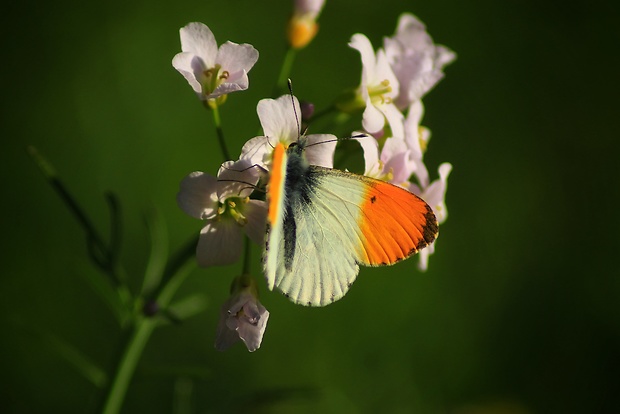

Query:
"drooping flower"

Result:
[[384, 13, 456, 110], [409, 162, 452, 270], [172, 22, 259, 104], [240, 95, 337, 171], [349, 34, 404, 139], [215, 274, 269, 352], [287, 0, 326, 49], [176, 159, 266, 267]]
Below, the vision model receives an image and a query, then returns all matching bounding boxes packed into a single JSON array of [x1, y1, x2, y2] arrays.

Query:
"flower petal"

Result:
[[237, 305, 269, 352], [257, 95, 301, 143], [379, 102, 404, 139], [358, 134, 380, 176], [172, 52, 204, 94], [214, 318, 241, 351], [424, 162, 452, 223], [243, 200, 268, 246], [417, 241, 435, 271], [180, 22, 218, 68], [217, 41, 259, 75], [239, 136, 272, 170], [382, 136, 416, 184], [196, 221, 243, 267], [362, 97, 385, 134], [177, 172, 218, 220], [217, 159, 260, 200], [305, 134, 337, 168], [349, 34, 376, 96]]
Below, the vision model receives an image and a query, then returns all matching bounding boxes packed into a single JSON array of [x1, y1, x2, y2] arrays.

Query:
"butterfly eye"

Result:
[[288, 142, 298, 149]]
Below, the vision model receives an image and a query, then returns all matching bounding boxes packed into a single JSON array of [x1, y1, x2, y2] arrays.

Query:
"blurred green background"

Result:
[[2, 0, 619, 413]]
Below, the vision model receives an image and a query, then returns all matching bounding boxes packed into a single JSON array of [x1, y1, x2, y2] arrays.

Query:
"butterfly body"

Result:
[[265, 136, 437, 306]]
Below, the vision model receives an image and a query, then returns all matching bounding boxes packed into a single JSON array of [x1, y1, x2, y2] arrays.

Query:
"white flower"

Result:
[[239, 95, 337, 171], [349, 34, 404, 139], [403, 100, 430, 189], [172, 22, 259, 101], [176, 160, 266, 267], [384, 13, 456, 110], [357, 134, 416, 187], [409, 162, 452, 271], [215, 275, 269, 352]]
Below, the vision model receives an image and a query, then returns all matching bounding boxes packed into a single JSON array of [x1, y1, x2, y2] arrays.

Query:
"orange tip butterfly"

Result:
[[264, 127, 438, 307]]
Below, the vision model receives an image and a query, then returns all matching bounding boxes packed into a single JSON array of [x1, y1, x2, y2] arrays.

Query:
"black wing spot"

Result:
[[370, 195, 377, 204]]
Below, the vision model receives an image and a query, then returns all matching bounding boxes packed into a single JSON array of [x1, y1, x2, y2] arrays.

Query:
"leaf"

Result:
[[77, 263, 131, 326], [141, 208, 169, 296], [168, 293, 209, 321]]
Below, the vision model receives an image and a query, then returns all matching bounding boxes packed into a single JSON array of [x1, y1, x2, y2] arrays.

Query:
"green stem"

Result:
[[242, 236, 251, 275], [100, 246, 196, 414], [211, 106, 231, 161], [274, 47, 297, 97]]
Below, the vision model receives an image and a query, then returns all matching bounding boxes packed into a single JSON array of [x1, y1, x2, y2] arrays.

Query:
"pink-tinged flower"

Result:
[[216, 274, 269, 352], [349, 34, 404, 139], [288, 0, 326, 48], [403, 100, 430, 188], [240, 95, 337, 171], [177, 159, 266, 267], [384, 13, 456, 110], [409, 162, 452, 271], [172, 22, 259, 102], [357, 134, 417, 187]]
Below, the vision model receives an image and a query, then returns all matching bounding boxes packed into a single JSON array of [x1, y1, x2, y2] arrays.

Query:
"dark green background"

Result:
[[2, 0, 618, 413]]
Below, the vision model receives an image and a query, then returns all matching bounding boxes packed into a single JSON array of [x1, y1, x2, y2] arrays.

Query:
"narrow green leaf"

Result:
[[77, 264, 130, 327], [46, 333, 108, 388], [167, 293, 209, 322], [141, 208, 169, 296]]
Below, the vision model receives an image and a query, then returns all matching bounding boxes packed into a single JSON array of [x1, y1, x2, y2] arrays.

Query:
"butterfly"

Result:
[[264, 133, 438, 307]]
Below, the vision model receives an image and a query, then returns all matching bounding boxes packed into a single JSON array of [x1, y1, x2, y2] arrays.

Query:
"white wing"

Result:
[[265, 167, 369, 306]]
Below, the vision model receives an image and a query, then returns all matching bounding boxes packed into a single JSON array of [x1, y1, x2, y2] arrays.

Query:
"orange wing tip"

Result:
[[358, 181, 439, 266], [410, 206, 439, 254]]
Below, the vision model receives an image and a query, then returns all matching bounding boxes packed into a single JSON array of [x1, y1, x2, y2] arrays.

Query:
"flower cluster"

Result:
[[343, 13, 455, 270], [173, 9, 454, 351]]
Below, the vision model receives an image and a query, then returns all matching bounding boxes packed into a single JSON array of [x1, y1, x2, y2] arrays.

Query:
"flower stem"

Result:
[[242, 236, 251, 275], [274, 47, 297, 97], [100, 239, 196, 414], [211, 105, 231, 161]]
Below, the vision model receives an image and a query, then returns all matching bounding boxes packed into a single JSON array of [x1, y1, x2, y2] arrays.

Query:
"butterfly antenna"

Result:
[[287, 79, 302, 138]]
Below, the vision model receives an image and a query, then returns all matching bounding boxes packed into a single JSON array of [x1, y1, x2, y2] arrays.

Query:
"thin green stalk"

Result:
[[242, 236, 251, 275], [100, 246, 196, 414], [211, 105, 231, 161], [274, 47, 297, 97]]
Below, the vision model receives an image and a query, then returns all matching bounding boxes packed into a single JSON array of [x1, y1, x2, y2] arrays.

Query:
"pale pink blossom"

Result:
[[172, 22, 259, 101], [215, 275, 269, 352], [409, 162, 452, 270], [384, 13, 456, 110], [176, 160, 266, 267], [349, 34, 404, 139], [239, 95, 337, 171], [357, 134, 416, 187]]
